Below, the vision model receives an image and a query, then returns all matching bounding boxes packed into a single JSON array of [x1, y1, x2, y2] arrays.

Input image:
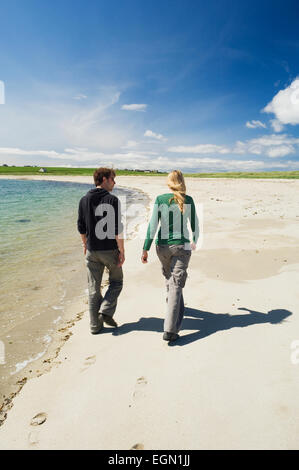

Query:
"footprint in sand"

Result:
[[28, 412, 47, 445], [28, 430, 39, 446], [133, 376, 148, 401], [30, 412, 47, 426], [131, 443, 144, 450], [80, 355, 96, 372]]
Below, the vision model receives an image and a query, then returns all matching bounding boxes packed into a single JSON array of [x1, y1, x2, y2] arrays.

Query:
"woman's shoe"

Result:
[[163, 332, 179, 342], [102, 314, 118, 328]]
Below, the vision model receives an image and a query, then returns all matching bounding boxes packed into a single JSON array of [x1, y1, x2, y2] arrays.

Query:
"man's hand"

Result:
[[141, 250, 148, 264], [116, 234, 125, 267], [117, 250, 125, 267], [80, 234, 87, 256]]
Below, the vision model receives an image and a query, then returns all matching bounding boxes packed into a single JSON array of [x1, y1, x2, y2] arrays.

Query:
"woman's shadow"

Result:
[[176, 307, 292, 346], [116, 307, 292, 346]]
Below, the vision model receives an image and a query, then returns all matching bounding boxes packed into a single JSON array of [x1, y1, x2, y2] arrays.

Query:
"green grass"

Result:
[[0, 166, 299, 179], [0, 166, 96, 176]]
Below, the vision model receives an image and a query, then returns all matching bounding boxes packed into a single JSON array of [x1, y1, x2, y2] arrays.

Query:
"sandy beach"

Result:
[[0, 174, 299, 450]]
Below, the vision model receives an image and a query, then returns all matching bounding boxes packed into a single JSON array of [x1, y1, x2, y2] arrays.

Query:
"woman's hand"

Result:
[[141, 250, 148, 264], [191, 242, 196, 251]]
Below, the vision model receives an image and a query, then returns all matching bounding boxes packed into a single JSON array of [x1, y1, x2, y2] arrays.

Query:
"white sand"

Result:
[[0, 175, 299, 449]]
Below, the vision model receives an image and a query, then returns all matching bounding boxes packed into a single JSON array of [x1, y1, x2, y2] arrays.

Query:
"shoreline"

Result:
[[1, 175, 299, 449]]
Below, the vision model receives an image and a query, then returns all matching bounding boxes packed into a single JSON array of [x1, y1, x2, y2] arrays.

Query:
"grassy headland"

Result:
[[0, 166, 299, 178]]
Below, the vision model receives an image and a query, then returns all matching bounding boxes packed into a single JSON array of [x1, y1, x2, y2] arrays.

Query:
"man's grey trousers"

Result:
[[156, 244, 191, 334], [85, 249, 123, 333]]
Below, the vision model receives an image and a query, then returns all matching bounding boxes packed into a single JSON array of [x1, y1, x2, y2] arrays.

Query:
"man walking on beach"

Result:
[[77, 168, 125, 334]]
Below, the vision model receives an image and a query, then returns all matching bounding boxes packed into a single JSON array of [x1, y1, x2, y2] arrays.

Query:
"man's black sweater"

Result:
[[77, 188, 123, 251]]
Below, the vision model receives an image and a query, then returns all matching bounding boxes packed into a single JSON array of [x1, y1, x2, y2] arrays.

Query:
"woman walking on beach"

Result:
[[141, 170, 199, 342]]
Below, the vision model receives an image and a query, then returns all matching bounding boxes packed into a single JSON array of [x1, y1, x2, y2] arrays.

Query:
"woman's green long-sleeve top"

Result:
[[143, 193, 199, 251]]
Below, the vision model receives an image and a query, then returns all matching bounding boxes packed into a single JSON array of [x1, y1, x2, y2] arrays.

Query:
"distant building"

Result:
[[133, 169, 160, 173], [39, 168, 47, 173]]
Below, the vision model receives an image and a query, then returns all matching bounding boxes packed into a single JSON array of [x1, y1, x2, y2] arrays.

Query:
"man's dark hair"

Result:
[[93, 168, 116, 186]]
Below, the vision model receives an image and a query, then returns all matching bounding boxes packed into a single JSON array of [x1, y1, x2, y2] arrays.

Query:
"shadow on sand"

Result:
[[114, 307, 292, 346]]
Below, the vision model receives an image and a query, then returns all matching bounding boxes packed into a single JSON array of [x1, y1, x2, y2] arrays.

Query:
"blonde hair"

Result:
[[167, 170, 186, 213]]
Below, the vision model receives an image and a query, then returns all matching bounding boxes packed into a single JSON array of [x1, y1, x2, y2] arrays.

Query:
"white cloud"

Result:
[[270, 119, 284, 133], [64, 147, 89, 153], [0, 147, 62, 157], [263, 78, 299, 125], [73, 94, 87, 100], [233, 134, 299, 158], [167, 134, 299, 160], [121, 140, 138, 149], [247, 134, 299, 147], [121, 103, 147, 111], [0, 147, 105, 161], [266, 145, 295, 158], [144, 129, 167, 141], [168, 144, 230, 154], [247, 144, 263, 155], [232, 141, 246, 154], [0, 82, 131, 151], [61, 91, 131, 149], [246, 120, 267, 129]]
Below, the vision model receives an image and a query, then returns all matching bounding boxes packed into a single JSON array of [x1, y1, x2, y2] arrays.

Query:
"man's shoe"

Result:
[[91, 315, 104, 334], [102, 314, 118, 328], [163, 332, 179, 342]]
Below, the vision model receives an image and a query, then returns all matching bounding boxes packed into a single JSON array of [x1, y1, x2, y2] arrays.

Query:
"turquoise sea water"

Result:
[[0, 179, 147, 407], [0, 179, 92, 292]]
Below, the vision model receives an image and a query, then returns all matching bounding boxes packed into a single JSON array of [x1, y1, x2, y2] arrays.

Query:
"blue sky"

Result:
[[0, 0, 299, 171]]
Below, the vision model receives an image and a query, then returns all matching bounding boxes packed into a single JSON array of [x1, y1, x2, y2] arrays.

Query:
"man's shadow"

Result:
[[115, 307, 292, 346]]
